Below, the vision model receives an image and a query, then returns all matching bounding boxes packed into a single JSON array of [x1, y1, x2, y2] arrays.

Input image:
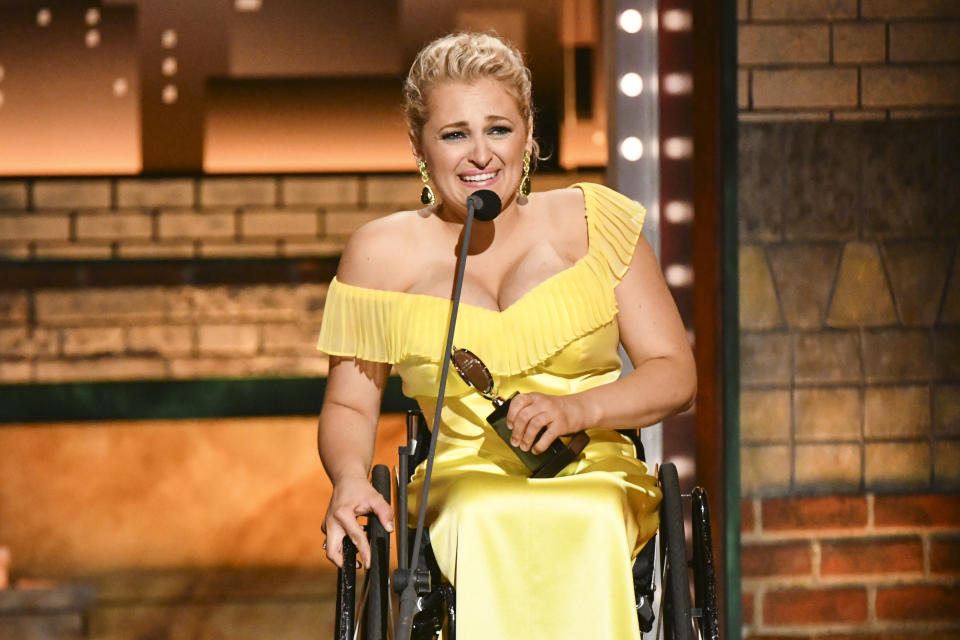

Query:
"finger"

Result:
[[505, 393, 533, 426], [336, 507, 372, 568], [509, 406, 537, 447], [531, 424, 560, 454], [325, 523, 345, 567], [517, 410, 550, 450], [508, 400, 543, 441], [520, 417, 548, 451], [371, 495, 395, 533]]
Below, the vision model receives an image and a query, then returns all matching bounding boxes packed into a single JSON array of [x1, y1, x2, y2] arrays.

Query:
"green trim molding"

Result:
[[720, 0, 742, 637], [0, 376, 417, 423]]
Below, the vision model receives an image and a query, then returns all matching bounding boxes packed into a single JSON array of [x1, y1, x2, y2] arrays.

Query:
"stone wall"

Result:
[[736, 2, 960, 637], [738, 120, 959, 495]]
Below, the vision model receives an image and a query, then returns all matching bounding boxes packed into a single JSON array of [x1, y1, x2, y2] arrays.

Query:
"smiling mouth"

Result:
[[460, 170, 499, 184]]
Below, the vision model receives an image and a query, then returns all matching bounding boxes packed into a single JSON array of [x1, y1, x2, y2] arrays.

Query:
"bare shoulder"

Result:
[[532, 185, 587, 215], [526, 186, 590, 259], [336, 209, 429, 291]]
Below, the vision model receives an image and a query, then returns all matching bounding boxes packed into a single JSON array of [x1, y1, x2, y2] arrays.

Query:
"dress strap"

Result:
[[574, 182, 647, 285]]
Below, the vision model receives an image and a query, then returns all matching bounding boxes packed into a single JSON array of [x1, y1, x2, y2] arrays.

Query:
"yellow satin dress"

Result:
[[318, 183, 662, 640]]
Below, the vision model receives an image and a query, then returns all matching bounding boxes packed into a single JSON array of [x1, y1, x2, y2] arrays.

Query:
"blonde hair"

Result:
[[404, 32, 539, 160]]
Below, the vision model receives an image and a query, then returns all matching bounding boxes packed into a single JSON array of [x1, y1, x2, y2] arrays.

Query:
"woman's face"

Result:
[[416, 77, 532, 216]]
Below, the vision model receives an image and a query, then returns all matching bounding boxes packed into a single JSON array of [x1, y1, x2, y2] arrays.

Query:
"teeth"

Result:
[[461, 172, 497, 182]]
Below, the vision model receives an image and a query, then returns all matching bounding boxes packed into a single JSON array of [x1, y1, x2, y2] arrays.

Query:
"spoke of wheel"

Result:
[[354, 568, 371, 640], [387, 578, 396, 640], [657, 554, 669, 640]]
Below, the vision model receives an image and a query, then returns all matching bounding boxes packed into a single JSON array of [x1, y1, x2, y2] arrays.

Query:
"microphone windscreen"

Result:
[[467, 189, 502, 221]]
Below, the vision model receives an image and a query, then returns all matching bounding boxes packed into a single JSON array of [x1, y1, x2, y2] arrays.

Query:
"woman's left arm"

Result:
[[506, 234, 696, 454]]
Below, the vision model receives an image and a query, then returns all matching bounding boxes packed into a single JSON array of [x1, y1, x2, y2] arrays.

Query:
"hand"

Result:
[[506, 392, 586, 455], [323, 475, 394, 569]]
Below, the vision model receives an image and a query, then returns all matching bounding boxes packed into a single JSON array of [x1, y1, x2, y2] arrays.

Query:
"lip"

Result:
[[458, 169, 500, 187]]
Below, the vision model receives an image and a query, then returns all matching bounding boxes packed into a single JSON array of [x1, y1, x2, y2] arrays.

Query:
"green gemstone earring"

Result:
[[418, 159, 435, 206], [519, 150, 532, 197]]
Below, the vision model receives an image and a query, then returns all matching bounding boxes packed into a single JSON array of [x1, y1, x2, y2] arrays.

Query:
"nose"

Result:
[[467, 137, 492, 167]]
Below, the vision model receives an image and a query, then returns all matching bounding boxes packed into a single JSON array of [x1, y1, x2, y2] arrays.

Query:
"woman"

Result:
[[317, 32, 696, 639]]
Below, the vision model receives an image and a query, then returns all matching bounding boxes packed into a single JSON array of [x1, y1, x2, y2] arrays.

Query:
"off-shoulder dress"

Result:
[[318, 182, 662, 640]]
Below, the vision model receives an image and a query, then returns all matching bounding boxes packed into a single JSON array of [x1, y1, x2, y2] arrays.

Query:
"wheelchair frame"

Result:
[[334, 410, 720, 640]]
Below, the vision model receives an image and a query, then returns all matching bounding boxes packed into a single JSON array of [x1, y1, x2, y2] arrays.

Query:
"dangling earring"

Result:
[[418, 159, 435, 206], [518, 150, 532, 198]]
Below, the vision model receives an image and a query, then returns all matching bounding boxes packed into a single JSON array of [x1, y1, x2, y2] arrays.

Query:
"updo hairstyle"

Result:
[[403, 32, 539, 161]]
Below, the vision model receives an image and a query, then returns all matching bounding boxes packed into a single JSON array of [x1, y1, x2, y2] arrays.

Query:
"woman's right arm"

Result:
[[318, 354, 394, 568], [318, 211, 417, 567]]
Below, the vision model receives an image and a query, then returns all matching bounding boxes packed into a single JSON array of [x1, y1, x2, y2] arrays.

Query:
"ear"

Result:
[[408, 132, 422, 164], [525, 116, 534, 150]]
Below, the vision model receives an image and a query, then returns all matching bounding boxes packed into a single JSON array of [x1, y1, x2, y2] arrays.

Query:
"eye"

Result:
[[441, 130, 466, 141], [489, 125, 513, 136]]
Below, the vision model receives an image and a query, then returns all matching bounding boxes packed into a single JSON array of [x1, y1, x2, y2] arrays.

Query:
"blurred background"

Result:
[[0, 1, 958, 639]]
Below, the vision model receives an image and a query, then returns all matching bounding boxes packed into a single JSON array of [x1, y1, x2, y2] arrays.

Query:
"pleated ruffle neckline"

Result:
[[317, 182, 646, 377]]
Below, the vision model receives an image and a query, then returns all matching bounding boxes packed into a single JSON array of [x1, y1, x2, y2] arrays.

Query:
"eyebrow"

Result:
[[438, 115, 514, 129]]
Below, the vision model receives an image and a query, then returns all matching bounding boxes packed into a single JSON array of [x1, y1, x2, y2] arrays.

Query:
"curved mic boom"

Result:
[[467, 189, 502, 221]]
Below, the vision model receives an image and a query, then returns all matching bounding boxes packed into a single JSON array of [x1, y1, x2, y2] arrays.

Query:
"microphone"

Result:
[[395, 189, 500, 640], [467, 189, 502, 221]]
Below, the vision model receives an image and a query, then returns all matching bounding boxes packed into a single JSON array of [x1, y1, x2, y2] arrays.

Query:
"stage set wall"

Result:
[[1, 2, 960, 639], [735, 1, 960, 639]]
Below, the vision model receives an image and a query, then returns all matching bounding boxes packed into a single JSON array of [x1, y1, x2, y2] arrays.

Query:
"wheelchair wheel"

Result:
[[691, 488, 720, 640], [334, 464, 392, 640], [658, 462, 693, 640]]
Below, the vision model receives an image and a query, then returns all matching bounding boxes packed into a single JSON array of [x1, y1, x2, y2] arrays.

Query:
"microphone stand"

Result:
[[395, 192, 496, 640]]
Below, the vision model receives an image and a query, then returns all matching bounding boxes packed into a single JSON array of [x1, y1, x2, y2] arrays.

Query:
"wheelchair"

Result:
[[334, 410, 720, 640]]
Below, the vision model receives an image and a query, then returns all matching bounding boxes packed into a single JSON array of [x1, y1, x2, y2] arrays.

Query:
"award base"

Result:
[[487, 393, 590, 478]]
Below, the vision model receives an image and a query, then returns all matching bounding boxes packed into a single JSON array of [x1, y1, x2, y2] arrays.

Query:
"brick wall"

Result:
[[0, 171, 602, 384], [742, 494, 960, 638], [738, 0, 960, 121], [738, 119, 960, 638], [0, 284, 329, 383], [0, 175, 407, 261], [737, 3, 960, 637]]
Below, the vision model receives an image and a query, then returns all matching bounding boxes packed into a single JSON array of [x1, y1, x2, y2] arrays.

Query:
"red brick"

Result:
[[815, 633, 960, 640], [762, 496, 868, 531], [874, 494, 960, 528], [743, 541, 813, 577], [931, 535, 960, 574], [742, 590, 754, 625], [876, 584, 960, 621], [764, 587, 867, 625], [742, 498, 756, 534], [820, 537, 924, 575]]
